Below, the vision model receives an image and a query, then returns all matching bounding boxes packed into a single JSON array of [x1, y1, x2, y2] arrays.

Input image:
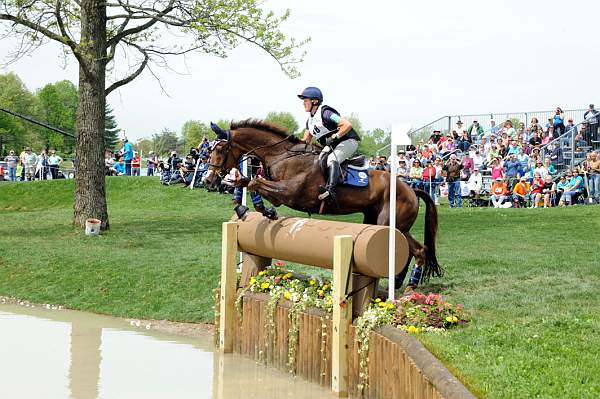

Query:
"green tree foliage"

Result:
[[134, 138, 154, 156], [35, 80, 78, 153], [104, 105, 120, 150], [181, 120, 215, 149], [1, 0, 307, 229], [265, 111, 300, 135], [0, 73, 35, 154], [152, 128, 180, 157]]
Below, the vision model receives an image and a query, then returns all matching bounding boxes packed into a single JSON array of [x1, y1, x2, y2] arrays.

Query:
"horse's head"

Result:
[[202, 123, 238, 186]]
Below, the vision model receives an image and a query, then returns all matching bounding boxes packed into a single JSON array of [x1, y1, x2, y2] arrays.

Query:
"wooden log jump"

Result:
[[219, 213, 411, 397]]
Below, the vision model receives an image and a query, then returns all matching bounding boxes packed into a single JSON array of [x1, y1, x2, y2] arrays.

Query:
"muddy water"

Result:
[[0, 304, 331, 399]]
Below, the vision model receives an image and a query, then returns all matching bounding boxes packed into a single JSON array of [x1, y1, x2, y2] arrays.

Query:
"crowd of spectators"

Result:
[[367, 105, 600, 207], [0, 147, 65, 181]]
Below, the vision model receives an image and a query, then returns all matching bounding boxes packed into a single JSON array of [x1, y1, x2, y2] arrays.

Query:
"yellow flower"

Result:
[[258, 271, 266, 276], [309, 280, 316, 286], [446, 316, 454, 323], [386, 303, 395, 310], [407, 325, 417, 333], [249, 277, 256, 285], [322, 284, 330, 291], [378, 302, 387, 308], [283, 291, 292, 300], [283, 273, 293, 279], [260, 282, 270, 290], [452, 316, 459, 323], [374, 298, 381, 303]]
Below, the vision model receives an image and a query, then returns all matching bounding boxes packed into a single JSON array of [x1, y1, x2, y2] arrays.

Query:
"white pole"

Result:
[[239, 156, 248, 266], [389, 124, 412, 301], [190, 157, 200, 190], [241, 157, 248, 207], [388, 142, 398, 301]]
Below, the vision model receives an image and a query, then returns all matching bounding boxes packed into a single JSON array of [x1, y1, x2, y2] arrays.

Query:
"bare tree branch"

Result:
[[106, 0, 175, 47], [0, 12, 67, 44], [105, 40, 148, 95]]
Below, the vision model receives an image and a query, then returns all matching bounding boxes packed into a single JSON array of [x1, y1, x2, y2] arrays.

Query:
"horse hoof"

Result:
[[234, 204, 250, 220], [263, 207, 278, 220]]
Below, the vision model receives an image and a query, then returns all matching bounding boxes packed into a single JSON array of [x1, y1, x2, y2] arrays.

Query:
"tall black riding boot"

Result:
[[318, 161, 340, 201]]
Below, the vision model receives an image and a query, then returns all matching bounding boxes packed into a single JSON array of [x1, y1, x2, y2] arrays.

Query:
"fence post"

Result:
[[332, 235, 353, 397], [219, 221, 238, 353], [571, 129, 575, 168]]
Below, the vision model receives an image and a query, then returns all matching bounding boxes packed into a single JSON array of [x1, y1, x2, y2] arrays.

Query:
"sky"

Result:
[[2, 0, 600, 142]]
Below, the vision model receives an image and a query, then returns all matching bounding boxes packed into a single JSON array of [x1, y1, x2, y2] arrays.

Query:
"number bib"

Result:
[[307, 105, 335, 140]]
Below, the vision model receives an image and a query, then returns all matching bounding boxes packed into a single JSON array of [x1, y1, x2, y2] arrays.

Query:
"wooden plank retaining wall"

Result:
[[220, 293, 474, 399]]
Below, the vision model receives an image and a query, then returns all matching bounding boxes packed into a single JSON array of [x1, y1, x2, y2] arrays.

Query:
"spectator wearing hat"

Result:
[[490, 177, 509, 208], [467, 167, 482, 203], [22, 147, 37, 181], [5, 150, 19, 181], [584, 104, 599, 142], [422, 160, 438, 201], [397, 160, 410, 182], [429, 130, 442, 145], [541, 175, 556, 208], [443, 154, 463, 208], [468, 120, 484, 143], [512, 176, 531, 208]]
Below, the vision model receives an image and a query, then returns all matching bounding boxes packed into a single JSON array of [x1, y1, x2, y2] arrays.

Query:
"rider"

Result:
[[299, 87, 360, 201]]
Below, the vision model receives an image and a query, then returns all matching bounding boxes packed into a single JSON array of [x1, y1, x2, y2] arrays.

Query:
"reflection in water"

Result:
[[0, 305, 330, 399]]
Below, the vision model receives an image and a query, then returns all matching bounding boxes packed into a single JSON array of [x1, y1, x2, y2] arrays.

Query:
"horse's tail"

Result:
[[413, 189, 443, 280]]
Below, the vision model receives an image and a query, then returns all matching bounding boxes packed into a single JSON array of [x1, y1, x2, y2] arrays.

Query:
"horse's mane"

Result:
[[230, 119, 301, 144]]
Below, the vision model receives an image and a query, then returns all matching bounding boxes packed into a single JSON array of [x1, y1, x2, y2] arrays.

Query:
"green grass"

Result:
[[0, 178, 599, 398]]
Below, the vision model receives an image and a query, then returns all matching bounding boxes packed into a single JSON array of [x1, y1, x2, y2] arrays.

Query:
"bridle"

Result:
[[207, 131, 300, 178]]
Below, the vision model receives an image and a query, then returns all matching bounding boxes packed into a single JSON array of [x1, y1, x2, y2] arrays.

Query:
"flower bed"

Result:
[[234, 263, 469, 393]]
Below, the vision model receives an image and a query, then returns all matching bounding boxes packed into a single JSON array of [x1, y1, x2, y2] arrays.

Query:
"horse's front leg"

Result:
[[246, 177, 304, 220]]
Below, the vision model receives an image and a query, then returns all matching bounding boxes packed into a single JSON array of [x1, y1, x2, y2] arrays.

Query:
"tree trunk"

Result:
[[73, 0, 109, 230]]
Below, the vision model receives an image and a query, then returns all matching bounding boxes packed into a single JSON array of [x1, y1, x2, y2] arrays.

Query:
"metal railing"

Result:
[[539, 120, 598, 174], [413, 108, 588, 143]]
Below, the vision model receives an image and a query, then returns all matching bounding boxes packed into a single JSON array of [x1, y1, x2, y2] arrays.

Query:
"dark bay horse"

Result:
[[203, 119, 442, 282]]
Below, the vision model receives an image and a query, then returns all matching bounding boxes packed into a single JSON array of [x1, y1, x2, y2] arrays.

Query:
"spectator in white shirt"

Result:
[[22, 147, 37, 181], [48, 150, 63, 179]]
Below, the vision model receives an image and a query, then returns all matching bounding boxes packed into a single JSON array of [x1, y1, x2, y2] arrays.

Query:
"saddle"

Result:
[[319, 154, 369, 187]]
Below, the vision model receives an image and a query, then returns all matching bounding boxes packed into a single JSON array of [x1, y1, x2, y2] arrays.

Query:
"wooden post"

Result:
[[332, 235, 353, 397], [352, 274, 377, 318], [219, 222, 238, 353], [240, 253, 271, 287]]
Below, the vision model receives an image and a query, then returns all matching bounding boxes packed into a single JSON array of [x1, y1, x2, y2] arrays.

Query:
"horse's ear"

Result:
[[210, 122, 229, 140]]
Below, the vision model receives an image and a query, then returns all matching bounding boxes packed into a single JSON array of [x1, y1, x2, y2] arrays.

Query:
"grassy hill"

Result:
[[0, 177, 599, 398]]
